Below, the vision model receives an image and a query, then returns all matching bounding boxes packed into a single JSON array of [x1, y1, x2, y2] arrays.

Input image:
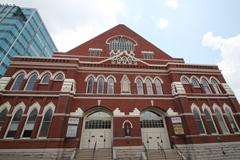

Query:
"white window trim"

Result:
[[146, 79, 154, 95], [97, 77, 105, 94], [213, 104, 230, 134], [40, 71, 52, 84], [20, 102, 40, 138], [154, 78, 163, 95], [24, 72, 38, 91], [4, 102, 26, 139], [223, 104, 240, 133], [202, 104, 219, 134], [191, 104, 207, 135], [36, 102, 55, 139], [136, 79, 144, 95], [190, 76, 200, 88], [53, 71, 65, 81], [10, 72, 26, 90], [86, 77, 94, 94], [107, 78, 115, 94]]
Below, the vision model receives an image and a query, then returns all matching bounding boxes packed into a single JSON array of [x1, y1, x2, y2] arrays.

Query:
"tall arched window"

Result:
[[203, 108, 217, 134], [0, 108, 8, 123], [201, 79, 212, 94], [224, 107, 239, 133], [155, 79, 163, 95], [214, 108, 229, 134], [136, 79, 144, 95], [146, 79, 153, 95], [191, 77, 200, 87], [22, 108, 38, 138], [25, 73, 38, 91], [211, 79, 221, 94], [39, 109, 53, 137], [12, 72, 25, 90], [6, 109, 23, 138], [86, 77, 94, 94], [97, 77, 104, 94], [41, 72, 51, 84], [107, 78, 114, 94], [192, 107, 205, 134]]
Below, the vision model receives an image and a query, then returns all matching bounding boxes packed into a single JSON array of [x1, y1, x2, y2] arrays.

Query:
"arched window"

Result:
[[86, 77, 94, 94], [146, 79, 153, 95], [136, 79, 144, 95], [140, 111, 164, 128], [0, 108, 8, 122], [97, 77, 104, 94], [85, 111, 111, 129], [214, 108, 229, 134], [54, 73, 64, 81], [6, 109, 23, 138], [25, 73, 38, 91], [12, 72, 25, 90], [191, 77, 200, 87], [201, 79, 212, 94], [155, 79, 163, 95], [181, 77, 189, 84], [192, 107, 205, 134], [108, 37, 135, 51], [203, 108, 217, 134], [107, 78, 114, 94], [41, 73, 51, 84], [211, 79, 221, 94], [224, 107, 239, 133], [22, 108, 38, 138], [39, 109, 53, 137]]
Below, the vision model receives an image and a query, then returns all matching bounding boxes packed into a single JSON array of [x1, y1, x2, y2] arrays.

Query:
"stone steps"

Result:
[[146, 149, 182, 160], [74, 148, 112, 160]]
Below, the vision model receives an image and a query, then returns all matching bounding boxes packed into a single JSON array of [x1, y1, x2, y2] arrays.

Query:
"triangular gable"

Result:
[[62, 24, 173, 60]]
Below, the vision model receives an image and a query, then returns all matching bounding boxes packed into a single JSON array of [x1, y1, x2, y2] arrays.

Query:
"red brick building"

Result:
[[0, 24, 240, 160]]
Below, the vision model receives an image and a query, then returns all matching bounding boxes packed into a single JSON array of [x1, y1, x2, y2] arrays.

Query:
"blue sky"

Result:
[[2, 0, 240, 100]]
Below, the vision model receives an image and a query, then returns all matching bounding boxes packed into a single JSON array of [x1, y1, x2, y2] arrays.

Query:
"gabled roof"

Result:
[[59, 24, 173, 60]]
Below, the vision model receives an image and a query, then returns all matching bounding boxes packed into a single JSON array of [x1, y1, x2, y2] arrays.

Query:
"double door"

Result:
[[80, 129, 112, 149]]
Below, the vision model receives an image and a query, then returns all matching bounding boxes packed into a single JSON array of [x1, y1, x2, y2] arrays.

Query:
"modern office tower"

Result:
[[0, 24, 240, 160], [0, 4, 57, 77]]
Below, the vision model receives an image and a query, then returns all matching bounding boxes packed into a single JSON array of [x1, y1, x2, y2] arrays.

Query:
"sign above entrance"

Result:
[[171, 116, 182, 124]]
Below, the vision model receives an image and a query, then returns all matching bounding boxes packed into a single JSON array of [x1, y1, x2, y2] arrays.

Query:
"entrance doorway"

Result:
[[80, 111, 112, 149], [141, 110, 170, 149]]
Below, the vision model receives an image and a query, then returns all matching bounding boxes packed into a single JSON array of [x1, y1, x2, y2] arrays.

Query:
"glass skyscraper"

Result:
[[0, 4, 57, 76]]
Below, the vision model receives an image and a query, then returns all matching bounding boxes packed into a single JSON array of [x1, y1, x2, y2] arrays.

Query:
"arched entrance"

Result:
[[141, 110, 170, 149], [80, 110, 113, 149]]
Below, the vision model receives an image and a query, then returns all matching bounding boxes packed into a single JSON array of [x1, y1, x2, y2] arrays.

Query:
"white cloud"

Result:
[[165, 0, 179, 10], [202, 32, 240, 100], [158, 18, 169, 30], [3, 0, 124, 51]]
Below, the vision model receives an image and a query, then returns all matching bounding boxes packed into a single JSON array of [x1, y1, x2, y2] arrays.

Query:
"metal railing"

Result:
[[143, 143, 148, 160], [92, 141, 97, 160], [157, 142, 166, 160], [174, 145, 186, 160]]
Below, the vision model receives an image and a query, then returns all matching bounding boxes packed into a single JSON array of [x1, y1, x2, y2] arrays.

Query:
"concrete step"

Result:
[[74, 148, 112, 160], [115, 148, 144, 159], [146, 149, 182, 160]]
